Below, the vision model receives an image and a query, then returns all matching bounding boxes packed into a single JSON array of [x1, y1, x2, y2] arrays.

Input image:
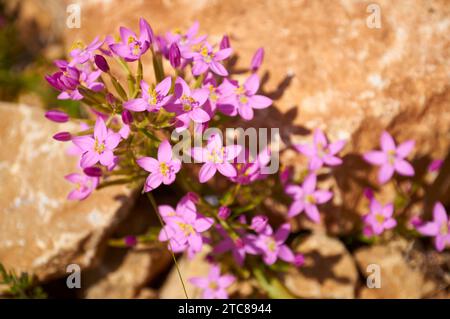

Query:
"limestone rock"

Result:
[[159, 250, 212, 299], [282, 233, 358, 298], [354, 241, 437, 298], [0, 103, 135, 281]]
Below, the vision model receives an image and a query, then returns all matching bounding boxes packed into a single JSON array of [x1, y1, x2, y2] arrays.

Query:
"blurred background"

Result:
[[0, 0, 449, 299]]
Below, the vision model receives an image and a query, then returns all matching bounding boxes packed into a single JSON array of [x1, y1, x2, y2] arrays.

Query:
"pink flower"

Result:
[[190, 42, 232, 77], [190, 134, 242, 183], [124, 77, 172, 112], [72, 117, 121, 168], [109, 18, 153, 61], [363, 198, 397, 235], [285, 173, 333, 222], [250, 215, 269, 233], [230, 147, 271, 185], [253, 223, 295, 265], [417, 202, 450, 252], [65, 173, 99, 200], [189, 265, 235, 299], [363, 131, 415, 184], [294, 129, 346, 171], [428, 159, 443, 173], [136, 140, 181, 192], [213, 226, 258, 266], [166, 77, 210, 132], [219, 74, 272, 120], [69, 37, 104, 65], [158, 197, 213, 257]]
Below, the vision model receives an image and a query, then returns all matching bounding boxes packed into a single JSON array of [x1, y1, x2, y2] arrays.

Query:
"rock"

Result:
[[354, 240, 437, 298], [159, 250, 212, 299], [0, 103, 135, 281], [282, 233, 358, 298], [81, 248, 170, 299]]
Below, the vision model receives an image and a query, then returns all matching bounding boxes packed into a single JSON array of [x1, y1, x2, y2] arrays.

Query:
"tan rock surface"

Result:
[[354, 241, 438, 298], [0, 103, 135, 281], [282, 233, 358, 298]]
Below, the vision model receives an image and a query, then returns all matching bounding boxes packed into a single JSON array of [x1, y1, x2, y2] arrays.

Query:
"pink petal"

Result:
[[278, 245, 295, 263], [294, 144, 315, 157], [123, 98, 148, 112], [156, 76, 172, 96], [363, 151, 387, 165], [199, 162, 217, 183], [192, 61, 209, 76], [305, 204, 320, 223], [309, 156, 324, 171], [158, 205, 176, 218], [225, 145, 242, 161], [396, 140, 415, 158], [136, 157, 159, 173], [99, 150, 114, 166], [209, 60, 228, 76], [188, 234, 203, 252], [314, 190, 333, 204], [313, 129, 327, 147], [189, 277, 209, 289], [380, 131, 396, 152], [190, 147, 208, 163], [435, 236, 446, 252], [417, 221, 439, 236], [190, 108, 211, 123], [65, 173, 84, 184], [394, 159, 415, 176], [378, 163, 394, 184], [218, 274, 235, 288], [275, 223, 291, 243], [214, 48, 233, 61], [323, 155, 342, 166], [80, 151, 99, 168], [144, 173, 163, 191], [302, 173, 317, 194], [238, 104, 254, 120], [158, 140, 172, 162], [249, 95, 272, 109], [328, 140, 346, 155], [72, 136, 95, 151], [382, 203, 394, 217], [217, 162, 237, 177], [105, 133, 121, 149], [195, 217, 214, 232], [244, 74, 259, 95], [191, 88, 209, 106], [383, 218, 397, 229], [94, 117, 107, 141], [288, 201, 304, 217], [433, 202, 448, 224]]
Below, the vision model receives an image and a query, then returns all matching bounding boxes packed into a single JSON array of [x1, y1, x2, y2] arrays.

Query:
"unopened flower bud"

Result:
[[250, 215, 268, 233], [121, 109, 133, 125], [363, 188, 374, 200], [52, 131, 72, 141], [218, 206, 231, 220], [428, 159, 443, 172], [94, 54, 110, 72], [45, 110, 69, 123], [294, 254, 305, 267], [169, 43, 181, 68], [220, 35, 230, 49], [250, 47, 264, 72], [124, 235, 137, 247], [83, 166, 102, 177]]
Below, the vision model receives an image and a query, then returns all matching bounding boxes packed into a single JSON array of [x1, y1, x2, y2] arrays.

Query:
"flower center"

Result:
[[440, 223, 448, 235], [159, 162, 169, 177], [266, 237, 277, 252], [70, 40, 84, 51], [305, 194, 316, 204], [148, 89, 161, 105], [388, 150, 396, 165], [200, 47, 213, 63], [375, 213, 385, 224], [176, 222, 195, 236], [94, 138, 105, 154], [180, 95, 198, 112], [208, 147, 225, 163], [208, 281, 218, 290]]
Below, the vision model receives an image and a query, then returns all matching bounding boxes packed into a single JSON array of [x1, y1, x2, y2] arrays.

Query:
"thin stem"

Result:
[[146, 193, 189, 299]]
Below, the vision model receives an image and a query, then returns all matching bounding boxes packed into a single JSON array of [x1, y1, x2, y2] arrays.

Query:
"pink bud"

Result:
[[218, 206, 231, 220], [294, 254, 305, 267], [83, 166, 102, 177], [235, 238, 244, 249], [220, 35, 230, 50], [52, 131, 72, 141], [106, 93, 117, 105], [250, 215, 268, 233], [45, 110, 69, 123], [169, 43, 181, 68], [94, 54, 110, 72], [121, 110, 133, 125], [428, 159, 443, 172], [124, 235, 137, 247], [363, 188, 374, 200], [250, 47, 264, 72]]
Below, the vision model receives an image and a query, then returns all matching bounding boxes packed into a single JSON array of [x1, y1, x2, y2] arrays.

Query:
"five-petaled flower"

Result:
[[416, 202, 450, 252], [363, 198, 397, 236], [65, 173, 99, 200], [189, 265, 235, 299], [253, 223, 295, 265], [136, 139, 181, 192], [124, 76, 172, 112], [285, 173, 333, 222], [110, 18, 153, 61], [190, 134, 242, 183], [72, 117, 121, 168], [190, 43, 232, 77], [363, 131, 415, 184], [294, 128, 346, 171]]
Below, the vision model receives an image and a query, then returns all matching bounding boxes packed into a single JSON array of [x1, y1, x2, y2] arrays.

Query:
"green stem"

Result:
[[252, 265, 295, 299]]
